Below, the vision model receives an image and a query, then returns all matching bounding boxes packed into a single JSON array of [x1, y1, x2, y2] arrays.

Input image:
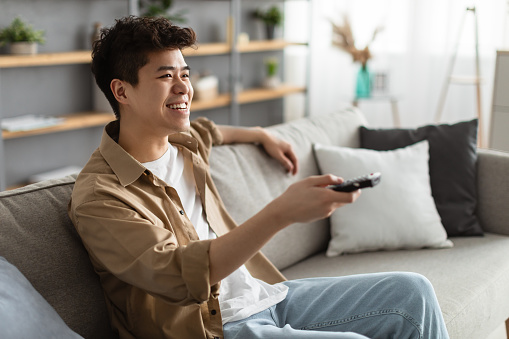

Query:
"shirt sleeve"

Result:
[[190, 118, 224, 159], [71, 197, 220, 306]]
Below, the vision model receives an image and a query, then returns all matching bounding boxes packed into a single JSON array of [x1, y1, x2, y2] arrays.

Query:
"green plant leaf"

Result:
[[140, 0, 187, 23], [253, 6, 283, 26]]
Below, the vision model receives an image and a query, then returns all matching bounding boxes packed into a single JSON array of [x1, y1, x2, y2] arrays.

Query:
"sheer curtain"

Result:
[[287, 0, 508, 142]]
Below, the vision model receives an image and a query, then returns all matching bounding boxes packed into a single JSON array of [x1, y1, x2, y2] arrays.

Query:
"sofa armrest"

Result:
[[476, 148, 509, 235]]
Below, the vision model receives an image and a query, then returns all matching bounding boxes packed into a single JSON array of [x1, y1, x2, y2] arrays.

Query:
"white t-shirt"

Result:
[[142, 143, 288, 324]]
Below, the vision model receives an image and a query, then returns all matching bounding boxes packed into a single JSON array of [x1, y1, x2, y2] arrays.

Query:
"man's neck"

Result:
[[117, 120, 170, 163]]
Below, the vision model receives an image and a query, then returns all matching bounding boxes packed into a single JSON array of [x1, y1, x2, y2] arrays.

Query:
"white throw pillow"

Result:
[[313, 140, 453, 256]]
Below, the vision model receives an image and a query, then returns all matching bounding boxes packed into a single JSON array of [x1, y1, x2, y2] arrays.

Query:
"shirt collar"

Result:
[[99, 120, 199, 187], [168, 130, 199, 154]]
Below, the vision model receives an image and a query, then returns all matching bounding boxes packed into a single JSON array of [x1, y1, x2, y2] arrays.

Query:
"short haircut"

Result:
[[91, 16, 197, 119]]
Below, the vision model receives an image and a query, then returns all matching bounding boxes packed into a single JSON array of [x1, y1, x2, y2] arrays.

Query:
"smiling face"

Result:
[[116, 48, 194, 138]]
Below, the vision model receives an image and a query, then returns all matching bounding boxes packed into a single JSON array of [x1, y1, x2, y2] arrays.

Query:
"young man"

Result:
[[69, 16, 449, 339]]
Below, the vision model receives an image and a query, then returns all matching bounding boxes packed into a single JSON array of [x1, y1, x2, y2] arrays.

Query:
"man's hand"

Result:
[[267, 174, 361, 227], [258, 129, 298, 175], [217, 125, 298, 175]]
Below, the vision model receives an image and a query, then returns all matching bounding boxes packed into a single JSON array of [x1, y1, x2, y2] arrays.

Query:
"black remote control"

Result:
[[329, 172, 382, 192]]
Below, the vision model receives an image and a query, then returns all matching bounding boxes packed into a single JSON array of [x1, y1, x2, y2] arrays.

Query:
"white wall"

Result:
[[286, 0, 508, 144]]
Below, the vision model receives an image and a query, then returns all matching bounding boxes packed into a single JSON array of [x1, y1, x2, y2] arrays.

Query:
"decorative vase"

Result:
[[9, 42, 38, 55], [355, 64, 372, 98]]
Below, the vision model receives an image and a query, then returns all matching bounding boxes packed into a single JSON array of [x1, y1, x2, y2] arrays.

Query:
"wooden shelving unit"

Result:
[[0, 40, 306, 137], [0, 42, 307, 68], [0, 40, 307, 68], [0, 0, 309, 190]]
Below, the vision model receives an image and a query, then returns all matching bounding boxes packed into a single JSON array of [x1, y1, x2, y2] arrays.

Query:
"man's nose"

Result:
[[173, 78, 189, 94]]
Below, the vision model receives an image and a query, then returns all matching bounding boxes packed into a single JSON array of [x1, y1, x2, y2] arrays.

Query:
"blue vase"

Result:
[[356, 64, 372, 98]]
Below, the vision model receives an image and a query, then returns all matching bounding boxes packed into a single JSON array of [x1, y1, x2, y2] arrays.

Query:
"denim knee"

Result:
[[389, 272, 436, 299], [384, 272, 447, 337]]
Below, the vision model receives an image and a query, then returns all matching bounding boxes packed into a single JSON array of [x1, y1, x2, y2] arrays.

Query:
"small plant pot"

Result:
[[265, 24, 276, 40], [9, 42, 38, 55], [263, 76, 281, 89]]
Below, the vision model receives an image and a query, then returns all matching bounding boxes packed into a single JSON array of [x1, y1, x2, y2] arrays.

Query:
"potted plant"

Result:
[[263, 57, 281, 88], [139, 0, 188, 23], [253, 6, 283, 40], [0, 17, 45, 55]]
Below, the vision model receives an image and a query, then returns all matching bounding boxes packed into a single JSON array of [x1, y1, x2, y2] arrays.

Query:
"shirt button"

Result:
[[179, 210, 184, 215], [210, 309, 217, 315]]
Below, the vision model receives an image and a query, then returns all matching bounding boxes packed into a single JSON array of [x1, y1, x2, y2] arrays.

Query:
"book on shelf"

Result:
[[1, 114, 64, 132]]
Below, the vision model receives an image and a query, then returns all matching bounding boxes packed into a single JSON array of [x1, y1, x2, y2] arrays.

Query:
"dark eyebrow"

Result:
[[156, 65, 191, 72]]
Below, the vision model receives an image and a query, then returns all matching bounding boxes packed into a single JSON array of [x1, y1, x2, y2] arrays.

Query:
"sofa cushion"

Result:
[[0, 176, 116, 338], [210, 108, 368, 270], [0, 257, 83, 338], [280, 233, 509, 339], [359, 119, 481, 236], [314, 140, 452, 256]]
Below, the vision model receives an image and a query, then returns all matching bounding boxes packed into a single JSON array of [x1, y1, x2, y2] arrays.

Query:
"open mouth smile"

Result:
[[166, 102, 188, 110]]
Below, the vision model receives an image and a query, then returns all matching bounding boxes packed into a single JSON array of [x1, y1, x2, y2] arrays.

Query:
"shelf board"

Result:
[[184, 40, 306, 56], [238, 85, 306, 104], [191, 85, 306, 111], [0, 40, 305, 68], [237, 40, 306, 53], [0, 50, 91, 68], [192, 93, 232, 111], [183, 43, 231, 57], [2, 112, 114, 139]]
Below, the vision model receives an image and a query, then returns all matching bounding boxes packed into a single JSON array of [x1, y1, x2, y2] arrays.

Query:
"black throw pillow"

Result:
[[359, 119, 482, 236]]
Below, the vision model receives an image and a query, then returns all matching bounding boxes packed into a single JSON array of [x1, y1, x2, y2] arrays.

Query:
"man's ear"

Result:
[[110, 79, 129, 104]]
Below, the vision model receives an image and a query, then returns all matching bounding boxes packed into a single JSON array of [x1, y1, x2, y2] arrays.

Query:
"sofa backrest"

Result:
[[0, 176, 116, 338], [210, 107, 367, 270]]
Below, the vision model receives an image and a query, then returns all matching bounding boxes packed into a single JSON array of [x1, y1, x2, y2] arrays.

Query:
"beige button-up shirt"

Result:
[[68, 118, 285, 339]]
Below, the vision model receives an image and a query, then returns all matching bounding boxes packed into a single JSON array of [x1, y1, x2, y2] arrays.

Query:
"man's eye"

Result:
[[159, 74, 172, 78]]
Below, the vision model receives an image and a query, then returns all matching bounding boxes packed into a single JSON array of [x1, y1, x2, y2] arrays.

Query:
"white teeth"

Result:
[[168, 103, 187, 109]]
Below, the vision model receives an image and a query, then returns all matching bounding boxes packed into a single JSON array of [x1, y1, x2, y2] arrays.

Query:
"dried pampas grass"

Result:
[[331, 15, 383, 66]]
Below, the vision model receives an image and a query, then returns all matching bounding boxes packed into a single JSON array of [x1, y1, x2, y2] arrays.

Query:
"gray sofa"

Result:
[[1, 108, 509, 338]]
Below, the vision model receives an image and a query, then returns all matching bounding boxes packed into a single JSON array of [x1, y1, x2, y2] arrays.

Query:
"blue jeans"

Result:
[[223, 272, 449, 339]]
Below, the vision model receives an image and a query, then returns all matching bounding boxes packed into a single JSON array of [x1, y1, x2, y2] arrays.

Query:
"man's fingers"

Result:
[[306, 174, 344, 187], [285, 150, 299, 175]]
